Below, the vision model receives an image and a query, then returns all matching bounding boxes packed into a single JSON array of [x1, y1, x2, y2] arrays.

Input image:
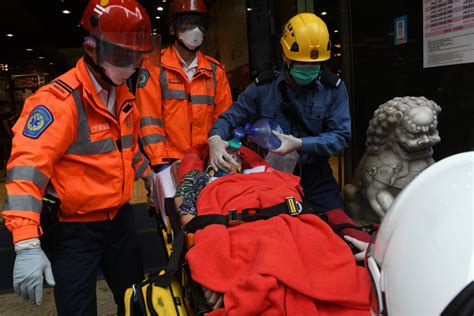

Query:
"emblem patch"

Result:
[[23, 105, 54, 139], [137, 68, 150, 88]]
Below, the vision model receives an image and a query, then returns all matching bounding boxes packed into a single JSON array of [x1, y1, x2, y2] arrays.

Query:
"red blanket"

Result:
[[186, 169, 371, 315]]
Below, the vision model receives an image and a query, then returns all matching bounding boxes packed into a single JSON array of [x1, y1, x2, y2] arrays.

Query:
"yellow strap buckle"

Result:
[[286, 197, 302, 216]]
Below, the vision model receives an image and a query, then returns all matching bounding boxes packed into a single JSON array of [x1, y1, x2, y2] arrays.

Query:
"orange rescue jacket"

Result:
[[2, 58, 150, 243], [135, 45, 232, 165]]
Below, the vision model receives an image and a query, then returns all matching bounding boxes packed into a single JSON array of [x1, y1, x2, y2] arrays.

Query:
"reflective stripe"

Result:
[[191, 95, 214, 105], [3, 195, 42, 214], [7, 166, 49, 190], [160, 67, 186, 100], [66, 138, 117, 155], [132, 151, 143, 164], [67, 87, 119, 155], [140, 134, 166, 146], [140, 116, 164, 128], [164, 89, 187, 100], [122, 135, 133, 149], [135, 156, 150, 179], [210, 62, 217, 100], [72, 88, 90, 142]]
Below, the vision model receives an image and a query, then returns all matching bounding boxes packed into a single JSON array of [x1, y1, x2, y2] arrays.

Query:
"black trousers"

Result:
[[295, 161, 343, 213], [51, 203, 144, 316]]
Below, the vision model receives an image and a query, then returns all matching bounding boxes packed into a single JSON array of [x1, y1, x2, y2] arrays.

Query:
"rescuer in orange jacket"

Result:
[[1, 1, 157, 314], [135, 0, 232, 168]]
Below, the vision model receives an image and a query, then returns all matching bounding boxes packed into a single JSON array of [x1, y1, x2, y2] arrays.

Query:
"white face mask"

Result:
[[178, 27, 204, 50], [100, 61, 135, 86]]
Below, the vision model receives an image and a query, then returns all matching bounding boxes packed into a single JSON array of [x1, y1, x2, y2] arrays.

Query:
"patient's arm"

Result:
[[174, 195, 194, 226], [175, 169, 210, 226]]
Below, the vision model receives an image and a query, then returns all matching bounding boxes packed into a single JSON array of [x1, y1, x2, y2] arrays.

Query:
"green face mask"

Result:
[[289, 63, 321, 86]]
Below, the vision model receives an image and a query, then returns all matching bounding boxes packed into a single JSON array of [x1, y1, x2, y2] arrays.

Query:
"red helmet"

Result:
[[81, 0, 152, 52], [169, 0, 207, 17]]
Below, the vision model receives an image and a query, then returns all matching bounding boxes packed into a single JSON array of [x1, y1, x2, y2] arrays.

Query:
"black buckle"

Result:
[[227, 208, 262, 226], [286, 197, 302, 216], [227, 209, 240, 226]]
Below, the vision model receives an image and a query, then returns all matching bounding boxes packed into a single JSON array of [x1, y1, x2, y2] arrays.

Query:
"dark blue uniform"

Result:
[[209, 67, 351, 212]]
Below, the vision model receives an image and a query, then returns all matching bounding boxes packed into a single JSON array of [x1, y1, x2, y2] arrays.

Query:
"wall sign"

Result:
[[394, 15, 408, 45], [423, 0, 474, 68]]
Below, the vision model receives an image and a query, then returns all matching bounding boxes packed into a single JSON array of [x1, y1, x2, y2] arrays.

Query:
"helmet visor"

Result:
[[97, 33, 161, 68]]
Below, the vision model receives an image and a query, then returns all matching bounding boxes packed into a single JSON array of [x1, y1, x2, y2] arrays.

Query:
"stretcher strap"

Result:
[[185, 198, 312, 232], [146, 229, 185, 288]]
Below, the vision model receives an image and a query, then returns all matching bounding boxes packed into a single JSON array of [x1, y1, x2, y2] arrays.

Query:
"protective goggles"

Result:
[[365, 232, 387, 316], [174, 13, 208, 32]]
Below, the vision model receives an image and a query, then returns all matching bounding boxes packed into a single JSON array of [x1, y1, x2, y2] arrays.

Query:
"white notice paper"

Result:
[[423, 0, 474, 68]]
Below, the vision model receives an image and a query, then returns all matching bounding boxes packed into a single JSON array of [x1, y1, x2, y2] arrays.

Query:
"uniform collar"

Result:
[[162, 45, 213, 75]]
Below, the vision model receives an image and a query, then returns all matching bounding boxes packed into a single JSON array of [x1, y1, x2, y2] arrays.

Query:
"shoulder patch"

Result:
[[23, 105, 54, 139], [137, 68, 150, 89]]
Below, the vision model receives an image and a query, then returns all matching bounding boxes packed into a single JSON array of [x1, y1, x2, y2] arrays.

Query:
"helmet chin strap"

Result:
[[84, 53, 119, 87]]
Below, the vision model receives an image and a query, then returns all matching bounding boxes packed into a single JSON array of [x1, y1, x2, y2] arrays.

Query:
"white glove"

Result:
[[270, 131, 303, 155], [13, 238, 55, 305], [344, 235, 369, 261], [208, 135, 237, 173]]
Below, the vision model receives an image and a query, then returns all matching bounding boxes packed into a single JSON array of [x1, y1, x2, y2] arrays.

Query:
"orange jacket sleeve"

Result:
[[2, 91, 75, 243], [212, 64, 233, 122], [135, 63, 167, 166]]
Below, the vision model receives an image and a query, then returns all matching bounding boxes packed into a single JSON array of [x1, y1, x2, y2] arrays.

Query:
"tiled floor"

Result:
[[0, 280, 116, 316]]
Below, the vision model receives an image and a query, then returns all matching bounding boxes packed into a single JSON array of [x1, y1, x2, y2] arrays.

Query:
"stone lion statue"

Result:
[[343, 96, 442, 221]]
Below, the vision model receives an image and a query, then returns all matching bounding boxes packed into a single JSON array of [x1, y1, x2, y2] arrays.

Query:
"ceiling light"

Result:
[[152, 32, 158, 35], [6, 33, 14, 37], [157, 6, 163, 11], [247, 7, 253, 11], [38, 56, 45, 60], [50, 62, 54, 65], [155, 16, 160, 19], [153, 28, 157, 32], [62, 9, 71, 14], [26, 48, 34, 52], [321, 11, 327, 16], [334, 29, 339, 33], [334, 44, 341, 48]]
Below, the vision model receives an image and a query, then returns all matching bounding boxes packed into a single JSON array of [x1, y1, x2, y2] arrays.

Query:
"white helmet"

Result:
[[366, 151, 474, 315]]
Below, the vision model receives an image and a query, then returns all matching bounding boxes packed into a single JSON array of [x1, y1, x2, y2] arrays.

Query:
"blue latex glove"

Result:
[[13, 238, 55, 305]]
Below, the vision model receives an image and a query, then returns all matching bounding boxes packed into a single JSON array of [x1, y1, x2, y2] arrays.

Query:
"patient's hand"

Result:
[[202, 286, 224, 310], [344, 235, 369, 261]]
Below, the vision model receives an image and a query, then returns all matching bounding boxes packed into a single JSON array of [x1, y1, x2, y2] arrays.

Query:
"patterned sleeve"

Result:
[[175, 169, 210, 217]]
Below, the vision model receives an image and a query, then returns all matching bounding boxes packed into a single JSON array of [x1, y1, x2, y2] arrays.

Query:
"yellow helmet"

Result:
[[280, 13, 331, 62]]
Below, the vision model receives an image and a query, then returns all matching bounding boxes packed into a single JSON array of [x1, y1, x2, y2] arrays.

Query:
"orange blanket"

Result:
[[186, 170, 371, 315]]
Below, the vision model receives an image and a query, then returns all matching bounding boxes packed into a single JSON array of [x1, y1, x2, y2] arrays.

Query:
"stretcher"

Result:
[[126, 145, 374, 315]]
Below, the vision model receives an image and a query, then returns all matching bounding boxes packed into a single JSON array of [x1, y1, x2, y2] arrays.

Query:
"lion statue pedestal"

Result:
[[343, 96, 441, 222]]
